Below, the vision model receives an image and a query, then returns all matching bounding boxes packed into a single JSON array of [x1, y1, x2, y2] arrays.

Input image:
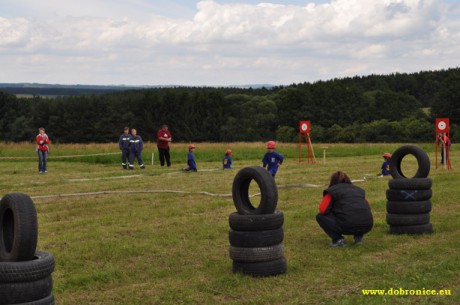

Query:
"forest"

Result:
[[0, 68, 458, 144]]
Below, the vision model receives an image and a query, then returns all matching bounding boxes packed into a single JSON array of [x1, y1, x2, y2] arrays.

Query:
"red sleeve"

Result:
[[36, 135, 40, 145], [157, 130, 162, 139], [319, 194, 332, 214], [44, 137, 50, 144]]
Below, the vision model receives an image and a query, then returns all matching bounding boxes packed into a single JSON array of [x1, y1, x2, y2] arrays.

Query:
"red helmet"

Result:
[[226, 149, 232, 155], [266, 141, 276, 149], [383, 152, 391, 158], [188, 144, 196, 149]]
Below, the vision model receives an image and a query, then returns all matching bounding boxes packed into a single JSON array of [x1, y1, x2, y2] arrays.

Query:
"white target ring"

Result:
[[301, 123, 308, 132], [438, 121, 447, 131]]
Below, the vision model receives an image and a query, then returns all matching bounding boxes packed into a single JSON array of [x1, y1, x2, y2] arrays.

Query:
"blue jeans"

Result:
[[38, 150, 47, 172]]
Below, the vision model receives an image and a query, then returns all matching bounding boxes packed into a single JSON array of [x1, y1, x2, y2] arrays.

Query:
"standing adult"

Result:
[[128, 128, 145, 170], [118, 127, 132, 170], [438, 133, 451, 165], [157, 124, 172, 167], [36, 127, 50, 174]]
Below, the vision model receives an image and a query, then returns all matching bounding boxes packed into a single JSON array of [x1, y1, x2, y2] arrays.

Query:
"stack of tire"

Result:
[[0, 193, 55, 305], [386, 145, 434, 235], [229, 166, 286, 277]]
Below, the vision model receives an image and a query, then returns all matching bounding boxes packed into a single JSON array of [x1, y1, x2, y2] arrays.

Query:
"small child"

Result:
[[183, 144, 197, 172], [262, 141, 284, 177], [380, 152, 391, 177], [223, 149, 233, 170]]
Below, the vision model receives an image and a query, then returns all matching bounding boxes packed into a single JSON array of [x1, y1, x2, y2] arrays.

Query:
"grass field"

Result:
[[0, 142, 458, 305]]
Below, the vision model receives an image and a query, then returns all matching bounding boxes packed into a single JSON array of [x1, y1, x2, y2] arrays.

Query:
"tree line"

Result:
[[0, 68, 458, 144]]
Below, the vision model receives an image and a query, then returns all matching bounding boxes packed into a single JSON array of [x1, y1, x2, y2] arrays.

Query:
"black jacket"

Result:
[[323, 183, 373, 229]]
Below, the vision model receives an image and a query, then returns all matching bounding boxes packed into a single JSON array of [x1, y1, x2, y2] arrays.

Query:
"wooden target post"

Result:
[[298, 121, 316, 164], [435, 118, 451, 170]]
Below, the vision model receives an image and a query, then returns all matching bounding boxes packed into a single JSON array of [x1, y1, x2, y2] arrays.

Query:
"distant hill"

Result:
[[0, 83, 275, 97]]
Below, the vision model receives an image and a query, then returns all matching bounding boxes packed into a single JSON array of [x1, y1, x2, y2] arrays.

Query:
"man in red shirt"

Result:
[[36, 127, 50, 174], [157, 124, 172, 167]]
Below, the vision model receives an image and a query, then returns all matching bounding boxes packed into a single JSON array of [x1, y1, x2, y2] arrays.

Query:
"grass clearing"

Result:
[[0, 143, 458, 305]]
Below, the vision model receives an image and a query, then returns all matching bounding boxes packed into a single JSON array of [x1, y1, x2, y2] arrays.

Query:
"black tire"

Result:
[[386, 213, 430, 226], [390, 145, 430, 179], [233, 256, 287, 277], [229, 228, 283, 248], [386, 201, 432, 214], [388, 178, 432, 190], [0, 251, 55, 283], [229, 210, 284, 231], [232, 166, 277, 215], [229, 243, 284, 262], [18, 294, 55, 305], [0, 275, 52, 305], [390, 223, 433, 235], [386, 189, 432, 201], [0, 193, 38, 262]]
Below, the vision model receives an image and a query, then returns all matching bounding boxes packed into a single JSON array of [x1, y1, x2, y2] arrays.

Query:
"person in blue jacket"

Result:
[[128, 128, 145, 170], [380, 152, 391, 177], [262, 141, 284, 177], [223, 149, 233, 169], [182, 144, 197, 172], [118, 127, 132, 169]]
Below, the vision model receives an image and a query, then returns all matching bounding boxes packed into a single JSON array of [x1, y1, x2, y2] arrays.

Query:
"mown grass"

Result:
[[0, 143, 458, 305]]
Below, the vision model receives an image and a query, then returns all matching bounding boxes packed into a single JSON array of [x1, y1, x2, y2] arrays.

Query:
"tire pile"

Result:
[[0, 193, 55, 305], [229, 166, 286, 277], [386, 145, 434, 234]]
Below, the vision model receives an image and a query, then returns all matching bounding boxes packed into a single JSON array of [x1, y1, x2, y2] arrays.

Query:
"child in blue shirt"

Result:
[[223, 149, 233, 169], [262, 141, 284, 177], [380, 152, 391, 177], [183, 144, 197, 172]]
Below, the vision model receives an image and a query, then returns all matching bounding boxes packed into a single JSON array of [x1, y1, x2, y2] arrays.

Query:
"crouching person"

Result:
[[316, 171, 373, 247]]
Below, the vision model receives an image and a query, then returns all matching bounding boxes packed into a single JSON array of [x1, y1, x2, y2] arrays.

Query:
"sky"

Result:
[[0, 0, 459, 86]]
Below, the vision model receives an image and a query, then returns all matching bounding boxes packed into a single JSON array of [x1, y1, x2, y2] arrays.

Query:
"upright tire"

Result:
[[232, 166, 277, 215], [389, 145, 430, 179], [0, 193, 38, 262]]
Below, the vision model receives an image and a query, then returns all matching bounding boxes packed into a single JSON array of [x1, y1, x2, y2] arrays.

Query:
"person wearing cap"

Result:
[[262, 141, 284, 177], [380, 152, 391, 177], [317, 171, 373, 247], [128, 128, 145, 170], [36, 127, 50, 174], [223, 149, 233, 170], [118, 127, 132, 169], [182, 144, 197, 172], [157, 124, 172, 167]]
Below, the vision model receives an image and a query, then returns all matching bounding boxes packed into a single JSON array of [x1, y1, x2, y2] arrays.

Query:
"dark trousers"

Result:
[[121, 149, 130, 165], [129, 151, 144, 168], [316, 213, 372, 242], [441, 146, 450, 164], [158, 147, 171, 166]]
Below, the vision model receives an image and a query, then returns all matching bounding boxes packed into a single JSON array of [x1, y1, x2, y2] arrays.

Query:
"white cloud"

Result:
[[0, 0, 458, 85]]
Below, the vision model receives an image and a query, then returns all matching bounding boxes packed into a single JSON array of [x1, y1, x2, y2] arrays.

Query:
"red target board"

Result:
[[436, 118, 449, 133], [299, 121, 310, 134]]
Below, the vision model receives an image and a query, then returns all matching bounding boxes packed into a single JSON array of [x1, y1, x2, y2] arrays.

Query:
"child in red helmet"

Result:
[[182, 144, 197, 172], [262, 141, 284, 177], [380, 153, 391, 177], [223, 149, 233, 170]]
